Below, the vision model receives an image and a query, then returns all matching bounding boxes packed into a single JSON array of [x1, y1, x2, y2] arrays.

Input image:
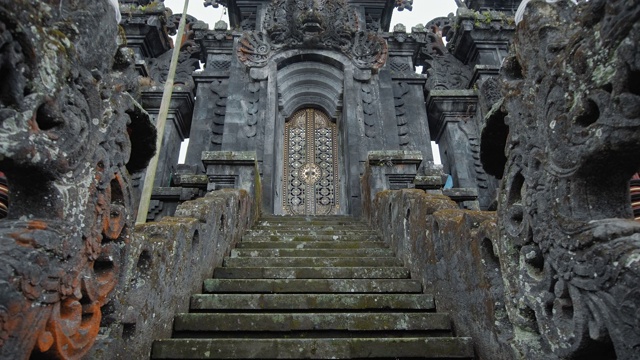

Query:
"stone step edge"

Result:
[[151, 337, 475, 359], [203, 278, 423, 294], [213, 267, 410, 279], [173, 312, 452, 332], [189, 293, 436, 311]]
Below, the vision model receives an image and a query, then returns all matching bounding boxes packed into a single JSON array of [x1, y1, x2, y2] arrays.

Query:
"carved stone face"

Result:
[[264, 0, 356, 48], [294, 0, 326, 35]]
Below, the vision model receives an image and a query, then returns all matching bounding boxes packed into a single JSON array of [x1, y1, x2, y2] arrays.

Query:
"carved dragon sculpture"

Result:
[[0, 1, 155, 358], [482, 0, 640, 358]]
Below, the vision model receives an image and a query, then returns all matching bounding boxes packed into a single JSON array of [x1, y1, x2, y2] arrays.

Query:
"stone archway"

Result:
[[282, 108, 340, 215]]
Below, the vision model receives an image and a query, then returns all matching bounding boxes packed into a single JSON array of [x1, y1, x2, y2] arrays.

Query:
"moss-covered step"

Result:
[[229, 248, 394, 258], [173, 312, 452, 332], [241, 234, 382, 242], [222, 256, 403, 268], [213, 266, 410, 279], [245, 228, 378, 236], [203, 278, 422, 293], [252, 223, 372, 230], [151, 337, 474, 359], [235, 241, 387, 249], [189, 293, 436, 311]]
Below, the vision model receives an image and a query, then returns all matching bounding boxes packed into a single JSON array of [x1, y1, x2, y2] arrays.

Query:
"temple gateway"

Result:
[[0, 0, 639, 359]]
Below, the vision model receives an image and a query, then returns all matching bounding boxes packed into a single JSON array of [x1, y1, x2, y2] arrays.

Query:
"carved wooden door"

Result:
[[283, 108, 339, 215]]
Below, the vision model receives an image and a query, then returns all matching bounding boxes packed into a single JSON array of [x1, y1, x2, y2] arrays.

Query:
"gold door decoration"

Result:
[[283, 108, 339, 215]]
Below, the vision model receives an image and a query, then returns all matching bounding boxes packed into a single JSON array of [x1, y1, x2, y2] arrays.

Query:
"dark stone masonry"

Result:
[[0, 0, 638, 359]]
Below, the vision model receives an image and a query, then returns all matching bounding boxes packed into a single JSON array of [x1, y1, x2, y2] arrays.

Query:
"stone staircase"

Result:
[[151, 216, 474, 359]]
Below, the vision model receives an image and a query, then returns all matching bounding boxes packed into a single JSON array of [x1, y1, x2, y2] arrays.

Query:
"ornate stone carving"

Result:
[[237, 0, 388, 70], [485, 1, 640, 358], [361, 83, 377, 138], [244, 82, 261, 138], [393, 82, 410, 147], [237, 32, 272, 68], [0, 1, 155, 359], [394, 0, 413, 11], [419, 16, 472, 91], [209, 79, 228, 146], [147, 14, 202, 90]]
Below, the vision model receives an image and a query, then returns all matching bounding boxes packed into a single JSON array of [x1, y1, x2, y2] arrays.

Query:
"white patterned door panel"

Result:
[[283, 109, 339, 215]]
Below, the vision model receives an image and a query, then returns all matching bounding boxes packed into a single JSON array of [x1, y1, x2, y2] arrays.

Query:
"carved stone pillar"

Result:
[[119, 1, 172, 76], [140, 87, 195, 188], [363, 150, 422, 205], [203, 151, 258, 196], [186, 21, 235, 173], [427, 89, 489, 209]]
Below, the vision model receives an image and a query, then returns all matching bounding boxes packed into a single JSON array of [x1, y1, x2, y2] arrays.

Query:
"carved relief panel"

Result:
[[283, 109, 339, 215]]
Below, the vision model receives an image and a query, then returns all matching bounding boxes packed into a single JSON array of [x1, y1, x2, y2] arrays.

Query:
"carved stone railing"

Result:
[[361, 150, 422, 217]]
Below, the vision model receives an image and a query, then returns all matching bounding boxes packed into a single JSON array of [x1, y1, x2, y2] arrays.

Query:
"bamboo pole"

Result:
[[136, 0, 190, 225]]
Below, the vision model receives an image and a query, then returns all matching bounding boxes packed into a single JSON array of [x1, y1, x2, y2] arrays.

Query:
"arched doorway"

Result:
[[283, 108, 340, 215]]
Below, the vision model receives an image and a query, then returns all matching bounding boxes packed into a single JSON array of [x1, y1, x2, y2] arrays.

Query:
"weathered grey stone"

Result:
[[236, 240, 386, 249], [173, 312, 451, 332], [241, 233, 383, 242], [230, 248, 394, 258], [151, 337, 474, 359], [213, 266, 409, 279], [363, 187, 513, 360], [90, 189, 259, 359], [0, 1, 156, 358], [222, 256, 404, 268], [483, 1, 640, 358], [190, 293, 435, 311], [203, 151, 258, 194]]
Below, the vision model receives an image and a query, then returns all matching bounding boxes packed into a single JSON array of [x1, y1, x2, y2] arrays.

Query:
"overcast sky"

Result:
[[163, 0, 459, 31]]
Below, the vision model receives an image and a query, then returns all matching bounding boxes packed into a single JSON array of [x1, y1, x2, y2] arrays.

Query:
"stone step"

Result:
[[246, 228, 378, 236], [203, 279, 422, 294], [223, 257, 403, 268], [260, 216, 356, 221], [230, 248, 394, 258], [213, 267, 410, 279], [241, 234, 381, 242], [173, 313, 452, 332], [190, 294, 435, 311], [253, 222, 370, 229], [258, 216, 359, 223], [236, 241, 387, 249], [151, 337, 475, 359]]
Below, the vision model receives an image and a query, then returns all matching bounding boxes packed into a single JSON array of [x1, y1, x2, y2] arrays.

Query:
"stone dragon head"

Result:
[[481, 0, 640, 358]]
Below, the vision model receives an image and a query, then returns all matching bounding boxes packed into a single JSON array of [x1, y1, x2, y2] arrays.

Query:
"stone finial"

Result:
[[214, 20, 228, 30], [393, 23, 407, 33]]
